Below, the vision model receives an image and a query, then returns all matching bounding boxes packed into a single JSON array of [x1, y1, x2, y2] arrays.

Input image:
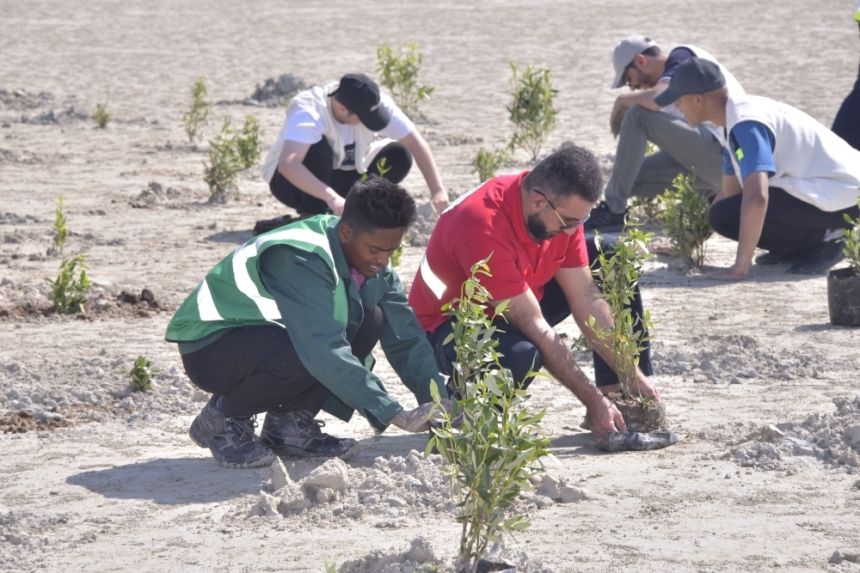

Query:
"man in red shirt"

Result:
[[409, 145, 660, 439]]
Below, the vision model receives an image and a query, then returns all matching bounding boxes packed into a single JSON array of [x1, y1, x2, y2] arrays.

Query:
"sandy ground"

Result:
[[2, 0, 860, 571]]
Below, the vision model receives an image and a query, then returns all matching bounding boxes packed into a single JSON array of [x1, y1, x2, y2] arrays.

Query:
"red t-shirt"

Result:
[[408, 171, 589, 332]]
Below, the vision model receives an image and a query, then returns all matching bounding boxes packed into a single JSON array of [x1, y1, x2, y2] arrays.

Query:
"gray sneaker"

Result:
[[189, 399, 276, 469], [260, 410, 356, 458]]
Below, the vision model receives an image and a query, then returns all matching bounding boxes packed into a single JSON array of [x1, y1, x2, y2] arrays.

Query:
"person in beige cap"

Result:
[[586, 35, 743, 232], [657, 58, 860, 278]]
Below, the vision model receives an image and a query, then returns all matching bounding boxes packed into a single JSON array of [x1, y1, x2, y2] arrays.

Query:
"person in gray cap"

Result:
[[656, 57, 860, 278], [254, 73, 449, 235], [586, 35, 743, 232]]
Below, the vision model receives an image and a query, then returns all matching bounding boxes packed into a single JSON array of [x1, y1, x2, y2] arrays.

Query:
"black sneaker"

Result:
[[788, 240, 844, 275], [189, 399, 276, 469], [260, 410, 357, 458], [252, 214, 297, 236], [754, 250, 794, 266], [584, 201, 627, 233]]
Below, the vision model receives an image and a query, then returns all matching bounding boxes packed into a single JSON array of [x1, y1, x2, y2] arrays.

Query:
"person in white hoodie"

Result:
[[254, 73, 448, 234], [656, 58, 860, 279]]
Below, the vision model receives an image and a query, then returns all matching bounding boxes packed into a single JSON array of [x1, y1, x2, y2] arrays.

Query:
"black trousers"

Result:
[[426, 236, 653, 388], [181, 306, 384, 418], [709, 187, 860, 257], [269, 139, 413, 215], [831, 26, 860, 151]]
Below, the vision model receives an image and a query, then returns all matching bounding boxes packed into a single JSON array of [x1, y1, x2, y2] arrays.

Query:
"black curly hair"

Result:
[[523, 144, 602, 203], [341, 176, 417, 232]]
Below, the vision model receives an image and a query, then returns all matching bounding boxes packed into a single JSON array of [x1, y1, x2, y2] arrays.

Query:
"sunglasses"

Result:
[[533, 189, 590, 230]]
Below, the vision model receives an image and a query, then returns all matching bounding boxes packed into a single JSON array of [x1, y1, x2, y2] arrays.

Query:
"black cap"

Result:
[[329, 73, 391, 131], [654, 58, 726, 107]]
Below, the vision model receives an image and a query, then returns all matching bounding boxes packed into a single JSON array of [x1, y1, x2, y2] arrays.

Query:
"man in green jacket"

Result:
[[166, 178, 446, 469]]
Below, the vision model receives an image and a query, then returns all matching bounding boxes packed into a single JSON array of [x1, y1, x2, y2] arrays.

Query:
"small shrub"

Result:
[[234, 115, 262, 169], [506, 63, 558, 161], [428, 257, 549, 572], [842, 199, 860, 272], [587, 226, 654, 398], [48, 254, 91, 314], [203, 119, 244, 202], [93, 101, 111, 128], [376, 43, 435, 118], [52, 195, 68, 255], [471, 147, 508, 183], [645, 141, 659, 156], [657, 172, 711, 269], [128, 355, 157, 392], [183, 76, 210, 143]]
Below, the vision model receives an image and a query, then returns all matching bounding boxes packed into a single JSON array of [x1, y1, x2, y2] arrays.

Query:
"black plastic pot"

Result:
[[828, 266, 860, 326]]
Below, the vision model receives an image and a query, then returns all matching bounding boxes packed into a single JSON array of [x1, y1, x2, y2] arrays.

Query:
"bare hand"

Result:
[[586, 396, 627, 440], [390, 400, 452, 433], [328, 196, 345, 216], [430, 190, 449, 215], [609, 100, 628, 137], [711, 262, 750, 281]]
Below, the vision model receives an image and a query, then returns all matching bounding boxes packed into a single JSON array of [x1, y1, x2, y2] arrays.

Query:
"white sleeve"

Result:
[[279, 103, 325, 145], [377, 93, 415, 140]]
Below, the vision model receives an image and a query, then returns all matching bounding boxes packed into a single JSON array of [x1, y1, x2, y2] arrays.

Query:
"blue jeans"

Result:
[[426, 238, 653, 388]]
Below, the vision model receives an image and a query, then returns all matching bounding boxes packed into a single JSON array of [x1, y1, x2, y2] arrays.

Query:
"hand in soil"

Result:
[[586, 396, 627, 440], [391, 400, 453, 433]]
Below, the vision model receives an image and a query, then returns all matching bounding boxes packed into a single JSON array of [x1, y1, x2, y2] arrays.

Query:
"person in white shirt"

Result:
[[254, 73, 448, 234], [657, 58, 860, 279]]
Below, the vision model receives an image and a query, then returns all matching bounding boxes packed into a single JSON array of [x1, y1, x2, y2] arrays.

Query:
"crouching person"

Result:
[[165, 178, 447, 468]]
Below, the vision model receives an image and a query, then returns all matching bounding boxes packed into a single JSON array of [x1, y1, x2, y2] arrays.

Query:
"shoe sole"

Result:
[[216, 451, 277, 469], [263, 439, 358, 459]]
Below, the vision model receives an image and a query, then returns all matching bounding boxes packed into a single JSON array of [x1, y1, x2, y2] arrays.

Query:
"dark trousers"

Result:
[[269, 139, 413, 215], [709, 187, 860, 257], [831, 28, 860, 151], [426, 237, 653, 388], [181, 306, 384, 418]]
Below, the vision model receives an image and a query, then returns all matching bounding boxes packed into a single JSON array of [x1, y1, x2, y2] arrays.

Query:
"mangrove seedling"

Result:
[[428, 257, 549, 573], [376, 42, 435, 118], [128, 355, 157, 392], [183, 76, 210, 143], [506, 63, 558, 161], [657, 172, 711, 269]]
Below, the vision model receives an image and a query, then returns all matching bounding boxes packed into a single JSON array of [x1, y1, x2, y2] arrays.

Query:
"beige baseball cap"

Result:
[[611, 35, 657, 88]]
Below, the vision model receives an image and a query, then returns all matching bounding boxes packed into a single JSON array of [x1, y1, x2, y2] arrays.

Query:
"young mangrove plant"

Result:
[[234, 115, 263, 169], [128, 355, 157, 392], [93, 101, 111, 128], [841, 199, 860, 272], [47, 195, 92, 314], [657, 172, 711, 269], [471, 147, 508, 183], [587, 227, 654, 400], [183, 76, 210, 143], [203, 118, 244, 203], [376, 42, 435, 119], [506, 63, 558, 161], [428, 257, 549, 573], [51, 195, 68, 255]]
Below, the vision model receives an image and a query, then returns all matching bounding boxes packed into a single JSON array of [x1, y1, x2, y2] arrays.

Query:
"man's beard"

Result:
[[526, 213, 551, 241]]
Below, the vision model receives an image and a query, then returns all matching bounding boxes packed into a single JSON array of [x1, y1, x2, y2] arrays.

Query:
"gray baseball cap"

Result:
[[654, 58, 726, 107], [611, 35, 657, 88]]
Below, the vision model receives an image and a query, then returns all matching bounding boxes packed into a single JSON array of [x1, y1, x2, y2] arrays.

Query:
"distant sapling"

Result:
[[658, 172, 711, 269]]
